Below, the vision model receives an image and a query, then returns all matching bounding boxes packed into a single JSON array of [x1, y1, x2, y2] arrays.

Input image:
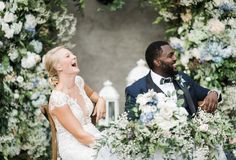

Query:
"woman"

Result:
[[44, 46, 106, 160]]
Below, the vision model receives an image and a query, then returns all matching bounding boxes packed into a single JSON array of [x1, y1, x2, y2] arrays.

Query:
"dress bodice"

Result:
[[48, 76, 99, 140]]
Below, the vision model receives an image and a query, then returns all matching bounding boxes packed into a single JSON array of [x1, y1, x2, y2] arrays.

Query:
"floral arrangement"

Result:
[[96, 90, 233, 159], [169, 0, 236, 89], [0, 0, 77, 159]]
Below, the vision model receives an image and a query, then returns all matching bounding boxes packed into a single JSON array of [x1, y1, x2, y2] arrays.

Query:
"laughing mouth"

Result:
[[71, 62, 77, 67]]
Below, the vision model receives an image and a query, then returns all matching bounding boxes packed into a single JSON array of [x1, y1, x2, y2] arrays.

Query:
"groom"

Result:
[[125, 41, 221, 120]]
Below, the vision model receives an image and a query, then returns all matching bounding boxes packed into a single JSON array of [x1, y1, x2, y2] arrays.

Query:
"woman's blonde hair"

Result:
[[44, 46, 65, 87]]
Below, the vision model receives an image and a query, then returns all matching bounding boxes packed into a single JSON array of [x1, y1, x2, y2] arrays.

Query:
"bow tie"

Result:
[[160, 77, 173, 84]]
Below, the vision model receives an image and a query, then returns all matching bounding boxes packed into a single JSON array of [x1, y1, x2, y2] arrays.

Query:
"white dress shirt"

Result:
[[150, 70, 177, 103]]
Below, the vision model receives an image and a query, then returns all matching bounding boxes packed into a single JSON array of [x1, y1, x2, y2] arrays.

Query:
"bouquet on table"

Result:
[[96, 90, 233, 160]]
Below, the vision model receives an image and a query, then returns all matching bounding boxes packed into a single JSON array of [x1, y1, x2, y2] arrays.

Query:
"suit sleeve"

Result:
[[125, 87, 138, 121], [182, 73, 209, 101]]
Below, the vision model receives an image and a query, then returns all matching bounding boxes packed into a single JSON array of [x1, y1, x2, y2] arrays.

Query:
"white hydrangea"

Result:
[[188, 29, 208, 44], [191, 48, 201, 59], [24, 14, 37, 31], [12, 21, 23, 34], [21, 52, 41, 69], [213, 0, 225, 6], [0, 1, 5, 11], [180, 54, 192, 67], [8, 48, 19, 61], [208, 18, 225, 34], [1, 22, 14, 39], [3, 11, 16, 23], [29, 40, 43, 53]]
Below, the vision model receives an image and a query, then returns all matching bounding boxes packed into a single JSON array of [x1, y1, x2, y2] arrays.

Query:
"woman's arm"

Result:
[[84, 83, 106, 122], [50, 105, 95, 146]]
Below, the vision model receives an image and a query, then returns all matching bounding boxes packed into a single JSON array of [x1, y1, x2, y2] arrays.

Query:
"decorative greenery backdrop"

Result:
[[0, 0, 235, 159], [0, 0, 77, 159]]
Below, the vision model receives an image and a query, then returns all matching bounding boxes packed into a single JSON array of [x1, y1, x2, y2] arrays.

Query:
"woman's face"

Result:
[[54, 48, 80, 75]]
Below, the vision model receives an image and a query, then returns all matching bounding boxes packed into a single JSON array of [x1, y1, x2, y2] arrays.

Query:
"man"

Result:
[[125, 41, 221, 120]]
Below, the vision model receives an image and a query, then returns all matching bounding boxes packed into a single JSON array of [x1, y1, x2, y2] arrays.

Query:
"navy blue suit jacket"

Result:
[[125, 72, 212, 120]]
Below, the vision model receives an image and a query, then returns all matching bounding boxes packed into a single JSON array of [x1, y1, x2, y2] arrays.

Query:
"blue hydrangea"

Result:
[[140, 112, 154, 123], [200, 41, 232, 63], [146, 98, 158, 106], [219, 2, 236, 12]]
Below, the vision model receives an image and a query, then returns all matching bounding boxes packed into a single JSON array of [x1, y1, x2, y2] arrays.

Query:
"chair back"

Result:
[[41, 105, 57, 160]]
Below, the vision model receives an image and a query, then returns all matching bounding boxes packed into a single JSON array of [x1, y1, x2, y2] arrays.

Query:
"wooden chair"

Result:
[[41, 83, 97, 160], [41, 104, 58, 160]]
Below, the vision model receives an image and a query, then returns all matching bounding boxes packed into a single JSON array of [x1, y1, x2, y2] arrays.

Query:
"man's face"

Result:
[[155, 45, 177, 77]]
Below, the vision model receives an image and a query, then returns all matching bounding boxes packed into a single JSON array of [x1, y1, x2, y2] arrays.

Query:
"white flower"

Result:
[[199, 124, 209, 132], [24, 14, 37, 31], [29, 40, 43, 53], [159, 102, 177, 120], [180, 54, 191, 67], [188, 30, 207, 44], [16, 76, 24, 83], [3, 12, 15, 23], [206, 77, 211, 81], [208, 19, 225, 34], [8, 49, 19, 61], [21, 52, 41, 69], [191, 48, 201, 59], [1, 23, 14, 39], [14, 93, 19, 99], [213, 0, 225, 6], [0, 41, 3, 48], [12, 22, 23, 34], [0, 1, 5, 11]]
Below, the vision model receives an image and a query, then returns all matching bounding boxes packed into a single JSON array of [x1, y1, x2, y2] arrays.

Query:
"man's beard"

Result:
[[160, 61, 177, 77]]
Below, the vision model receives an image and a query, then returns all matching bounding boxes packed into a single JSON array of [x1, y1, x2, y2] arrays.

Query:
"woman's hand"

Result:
[[92, 97, 106, 122]]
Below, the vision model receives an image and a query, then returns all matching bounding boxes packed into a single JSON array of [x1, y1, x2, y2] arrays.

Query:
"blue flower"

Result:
[[140, 112, 154, 123], [219, 3, 236, 12], [146, 99, 158, 106]]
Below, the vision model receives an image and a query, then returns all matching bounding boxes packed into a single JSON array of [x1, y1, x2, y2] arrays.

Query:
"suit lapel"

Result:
[[174, 78, 196, 116]]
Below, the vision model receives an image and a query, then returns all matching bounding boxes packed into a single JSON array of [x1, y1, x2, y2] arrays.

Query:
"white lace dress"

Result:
[[49, 76, 103, 160]]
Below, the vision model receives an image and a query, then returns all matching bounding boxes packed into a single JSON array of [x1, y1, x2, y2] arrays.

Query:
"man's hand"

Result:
[[92, 97, 106, 122], [199, 91, 218, 113]]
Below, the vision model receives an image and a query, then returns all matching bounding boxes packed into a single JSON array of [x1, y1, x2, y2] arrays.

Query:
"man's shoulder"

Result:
[[177, 72, 192, 81], [125, 76, 147, 93]]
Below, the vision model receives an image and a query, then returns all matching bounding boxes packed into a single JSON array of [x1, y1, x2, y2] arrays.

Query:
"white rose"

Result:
[[16, 76, 24, 83], [24, 14, 37, 31], [199, 124, 209, 132], [0, 2, 5, 11], [208, 19, 225, 34], [12, 22, 23, 34], [3, 12, 15, 23], [159, 103, 176, 120]]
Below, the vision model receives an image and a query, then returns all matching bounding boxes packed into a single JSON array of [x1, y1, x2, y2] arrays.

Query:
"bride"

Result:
[[44, 46, 106, 160]]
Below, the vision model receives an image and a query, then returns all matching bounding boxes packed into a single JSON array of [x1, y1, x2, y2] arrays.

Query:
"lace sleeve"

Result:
[[49, 91, 68, 110]]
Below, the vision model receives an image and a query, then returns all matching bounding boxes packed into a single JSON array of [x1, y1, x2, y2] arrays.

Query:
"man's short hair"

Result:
[[145, 41, 169, 69]]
